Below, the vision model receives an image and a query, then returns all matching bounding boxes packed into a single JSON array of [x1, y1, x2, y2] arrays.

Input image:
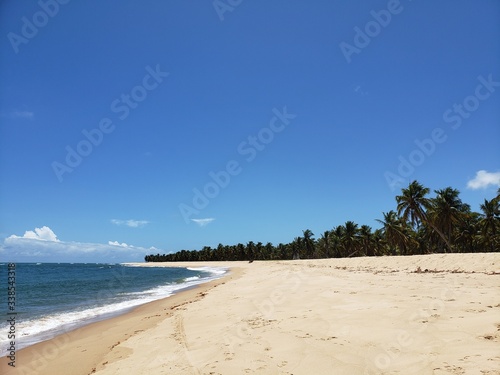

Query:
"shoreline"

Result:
[[0, 265, 242, 375], [0, 263, 230, 355], [2, 254, 499, 374]]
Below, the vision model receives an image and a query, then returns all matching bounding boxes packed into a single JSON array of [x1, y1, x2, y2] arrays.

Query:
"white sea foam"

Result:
[[0, 266, 228, 354], [184, 276, 200, 282], [187, 266, 229, 276]]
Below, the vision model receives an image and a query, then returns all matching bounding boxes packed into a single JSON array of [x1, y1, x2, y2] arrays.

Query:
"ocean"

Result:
[[0, 263, 227, 354]]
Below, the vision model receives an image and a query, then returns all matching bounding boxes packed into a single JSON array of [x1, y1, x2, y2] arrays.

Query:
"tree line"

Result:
[[145, 181, 500, 262]]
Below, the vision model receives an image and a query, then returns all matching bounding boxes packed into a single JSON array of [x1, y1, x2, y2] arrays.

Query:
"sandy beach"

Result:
[[2, 253, 499, 375]]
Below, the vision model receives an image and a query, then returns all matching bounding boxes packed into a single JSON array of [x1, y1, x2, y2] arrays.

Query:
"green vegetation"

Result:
[[145, 181, 500, 262]]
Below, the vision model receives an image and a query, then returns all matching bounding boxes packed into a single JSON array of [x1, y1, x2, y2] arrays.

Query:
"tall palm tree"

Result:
[[479, 198, 500, 252], [317, 230, 331, 258], [377, 211, 409, 255], [359, 225, 374, 256], [276, 243, 289, 259], [236, 243, 246, 261], [247, 241, 255, 261], [255, 242, 264, 260], [264, 242, 275, 259], [341, 221, 360, 257], [372, 229, 386, 256], [331, 225, 345, 257], [455, 212, 480, 253], [291, 237, 302, 260], [429, 187, 466, 251], [396, 180, 452, 252], [302, 229, 315, 259], [201, 246, 213, 260], [396, 181, 430, 228]]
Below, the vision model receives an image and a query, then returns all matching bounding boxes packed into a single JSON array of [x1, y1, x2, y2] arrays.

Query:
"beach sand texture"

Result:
[[2, 253, 499, 375]]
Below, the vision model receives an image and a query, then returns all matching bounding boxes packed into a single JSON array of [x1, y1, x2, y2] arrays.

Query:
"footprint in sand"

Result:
[[277, 360, 288, 368]]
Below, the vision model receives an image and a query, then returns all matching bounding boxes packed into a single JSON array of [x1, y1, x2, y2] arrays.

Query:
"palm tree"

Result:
[[455, 212, 480, 253], [255, 242, 264, 260], [291, 237, 302, 260], [479, 198, 500, 252], [429, 187, 466, 251], [236, 243, 246, 260], [201, 246, 213, 260], [359, 225, 374, 256], [143, 181, 498, 262], [264, 242, 275, 259], [317, 230, 331, 258], [341, 221, 360, 257], [372, 229, 386, 256], [396, 180, 452, 252], [302, 229, 315, 259], [276, 243, 289, 259], [396, 181, 429, 228], [247, 241, 255, 261], [377, 211, 410, 255], [331, 225, 345, 257]]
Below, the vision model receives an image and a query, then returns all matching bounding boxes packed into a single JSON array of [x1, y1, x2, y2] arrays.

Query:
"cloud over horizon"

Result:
[[111, 219, 150, 228], [108, 240, 131, 248], [8, 226, 60, 242], [2, 226, 161, 262], [191, 218, 215, 227], [467, 170, 500, 190]]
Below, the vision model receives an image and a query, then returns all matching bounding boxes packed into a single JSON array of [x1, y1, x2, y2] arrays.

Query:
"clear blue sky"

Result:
[[1, 0, 499, 262]]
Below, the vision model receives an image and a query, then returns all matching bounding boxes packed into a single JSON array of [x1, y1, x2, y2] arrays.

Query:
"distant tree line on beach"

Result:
[[145, 181, 500, 262]]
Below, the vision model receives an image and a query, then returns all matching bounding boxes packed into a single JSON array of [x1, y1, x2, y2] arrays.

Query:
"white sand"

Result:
[[2, 253, 499, 375]]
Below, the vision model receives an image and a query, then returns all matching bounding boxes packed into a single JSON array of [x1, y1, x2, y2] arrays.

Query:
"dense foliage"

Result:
[[145, 181, 500, 262]]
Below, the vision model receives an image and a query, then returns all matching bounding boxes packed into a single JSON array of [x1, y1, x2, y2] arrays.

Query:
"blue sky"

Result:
[[1, 0, 499, 263]]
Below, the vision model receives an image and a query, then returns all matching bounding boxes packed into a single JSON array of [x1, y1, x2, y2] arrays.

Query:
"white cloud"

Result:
[[108, 240, 130, 247], [2, 226, 162, 262], [466, 170, 500, 190], [191, 218, 215, 227], [111, 219, 149, 228], [8, 226, 60, 242]]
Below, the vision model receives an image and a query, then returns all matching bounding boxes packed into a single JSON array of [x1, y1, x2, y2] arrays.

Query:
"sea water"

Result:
[[0, 263, 227, 354]]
